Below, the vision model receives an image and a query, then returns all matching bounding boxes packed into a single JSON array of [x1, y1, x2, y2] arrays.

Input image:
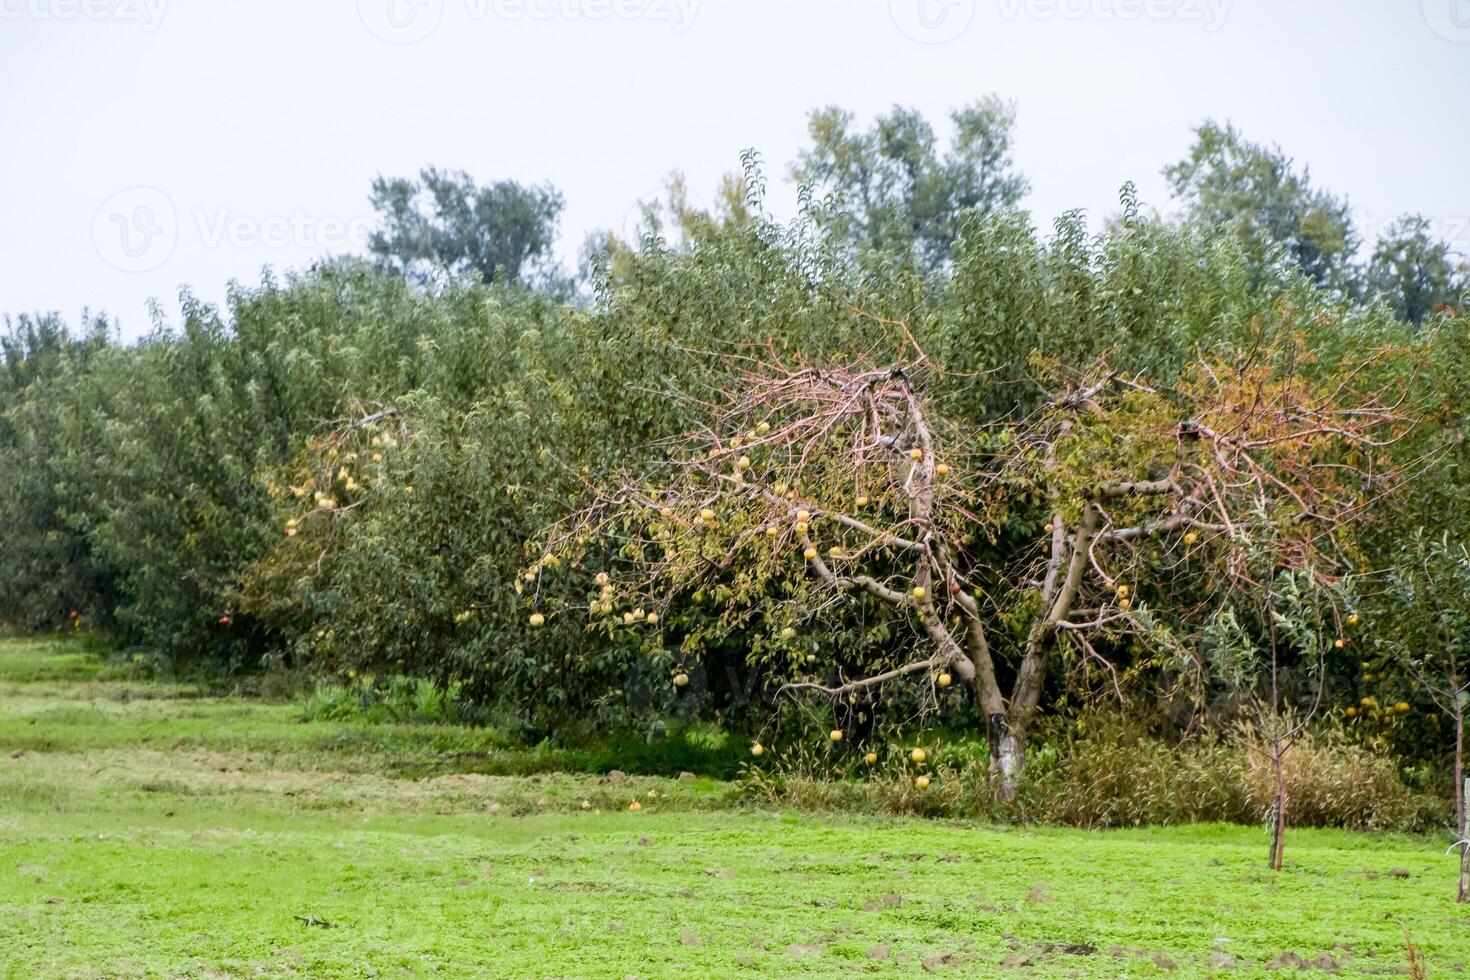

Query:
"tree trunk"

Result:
[[988, 712, 1025, 802], [1459, 775, 1469, 905], [1269, 747, 1287, 871], [1458, 707, 1467, 903]]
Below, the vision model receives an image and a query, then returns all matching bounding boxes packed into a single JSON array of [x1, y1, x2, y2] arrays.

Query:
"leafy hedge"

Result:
[[3, 197, 1468, 753]]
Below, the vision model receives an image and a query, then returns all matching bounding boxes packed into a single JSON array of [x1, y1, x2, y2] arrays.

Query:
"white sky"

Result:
[[3, 0, 1468, 338]]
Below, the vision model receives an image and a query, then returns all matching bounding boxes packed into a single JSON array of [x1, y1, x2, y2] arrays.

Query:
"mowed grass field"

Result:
[[0, 638, 1466, 978]]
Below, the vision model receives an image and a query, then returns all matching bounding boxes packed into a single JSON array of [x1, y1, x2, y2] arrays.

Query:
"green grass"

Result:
[[1, 637, 1467, 977]]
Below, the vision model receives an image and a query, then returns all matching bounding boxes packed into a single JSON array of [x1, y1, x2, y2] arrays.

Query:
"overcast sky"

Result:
[[3, 0, 1467, 338]]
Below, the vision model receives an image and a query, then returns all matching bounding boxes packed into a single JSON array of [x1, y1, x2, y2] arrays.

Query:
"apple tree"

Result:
[[538, 332, 1410, 800], [1380, 532, 1470, 900]]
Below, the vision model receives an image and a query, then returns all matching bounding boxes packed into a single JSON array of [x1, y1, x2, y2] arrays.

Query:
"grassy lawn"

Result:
[[1, 638, 1466, 977]]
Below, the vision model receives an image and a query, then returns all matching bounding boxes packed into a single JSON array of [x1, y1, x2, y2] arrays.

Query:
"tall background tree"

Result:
[[791, 97, 1029, 271], [1164, 120, 1359, 293], [1365, 215, 1465, 326], [368, 167, 568, 293]]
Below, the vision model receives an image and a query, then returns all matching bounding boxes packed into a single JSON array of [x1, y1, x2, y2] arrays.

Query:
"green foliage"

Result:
[[1366, 215, 1467, 325], [746, 708, 1443, 833], [792, 97, 1028, 271], [1164, 120, 1359, 293], [369, 167, 568, 292], [0, 314, 116, 631], [3, 113, 1468, 781]]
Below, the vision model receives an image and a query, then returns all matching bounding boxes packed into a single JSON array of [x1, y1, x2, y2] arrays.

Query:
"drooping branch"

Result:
[[533, 342, 1415, 787]]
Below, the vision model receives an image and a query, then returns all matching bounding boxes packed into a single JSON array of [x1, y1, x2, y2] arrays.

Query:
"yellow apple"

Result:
[[910, 748, 926, 763], [937, 672, 952, 687], [829, 730, 843, 742], [915, 776, 930, 790], [529, 612, 545, 627]]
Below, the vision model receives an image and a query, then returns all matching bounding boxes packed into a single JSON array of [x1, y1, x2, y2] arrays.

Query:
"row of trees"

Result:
[[2, 102, 1468, 876], [361, 108, 1467, 323]]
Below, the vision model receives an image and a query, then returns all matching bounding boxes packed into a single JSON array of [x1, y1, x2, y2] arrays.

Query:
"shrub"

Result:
[[1238, 723, 1447, 833], [1017, 714, 1251, 828], [743, 712, 1445, 833]]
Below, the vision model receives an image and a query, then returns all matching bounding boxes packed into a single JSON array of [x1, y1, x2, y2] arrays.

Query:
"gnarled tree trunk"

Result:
[[988, 713, 1026, 800]]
